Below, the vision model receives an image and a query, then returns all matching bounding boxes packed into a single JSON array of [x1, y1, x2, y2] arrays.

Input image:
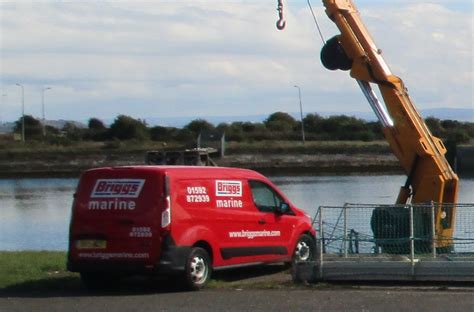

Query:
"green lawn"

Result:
[[0, 251, 78, 290], [0, 251, 327, 293]]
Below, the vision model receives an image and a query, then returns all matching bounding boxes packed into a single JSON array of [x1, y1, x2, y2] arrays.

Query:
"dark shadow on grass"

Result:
[[0, 275, 191, 298], [3, 267, 467, 298], [0, 276, 85, 298], [0, 265, 292, 298]]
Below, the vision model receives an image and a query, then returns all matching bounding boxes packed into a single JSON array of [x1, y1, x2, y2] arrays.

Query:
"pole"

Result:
[[1, 94, 6, 125], [409, 204, 415, 276], [431, 201, 437, 258], [42, 87, 51, 137], [343, 203, 348, 258], [16, 83, 25, 143], [294, 85, 305, 144], [220, 132, 225, 157], [318, 206, 324, 279]]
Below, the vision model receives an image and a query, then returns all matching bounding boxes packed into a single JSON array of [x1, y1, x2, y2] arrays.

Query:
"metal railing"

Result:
[[313, 203, 474, 276]]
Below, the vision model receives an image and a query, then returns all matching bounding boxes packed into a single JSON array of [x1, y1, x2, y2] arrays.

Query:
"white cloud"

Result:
[[0, 0, 472, 122]]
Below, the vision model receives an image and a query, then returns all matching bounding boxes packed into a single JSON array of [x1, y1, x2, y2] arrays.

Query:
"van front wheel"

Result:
[[294, 234, 315, 262], [183, 247, 211, 290]]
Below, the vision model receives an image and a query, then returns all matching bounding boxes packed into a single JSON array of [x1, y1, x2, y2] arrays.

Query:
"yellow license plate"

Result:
[[76, 239, 107, 249]]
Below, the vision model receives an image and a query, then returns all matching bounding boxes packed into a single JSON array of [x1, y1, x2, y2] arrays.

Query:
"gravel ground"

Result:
[[1, 266, 473, 312], [2, 287, 474, 312]]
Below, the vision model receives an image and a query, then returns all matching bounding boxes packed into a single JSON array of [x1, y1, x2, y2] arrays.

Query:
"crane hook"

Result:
[[276, 0, 286, 30]]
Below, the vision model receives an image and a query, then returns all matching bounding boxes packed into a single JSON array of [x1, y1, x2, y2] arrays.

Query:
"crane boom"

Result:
[[319, 0, 458, 249]]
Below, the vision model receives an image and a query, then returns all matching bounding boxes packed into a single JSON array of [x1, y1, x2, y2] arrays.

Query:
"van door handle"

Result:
[[258, 219, 266, 224]]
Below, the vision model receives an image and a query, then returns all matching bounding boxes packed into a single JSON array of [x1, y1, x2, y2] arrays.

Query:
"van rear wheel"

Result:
[[182, 247, 211, 291]]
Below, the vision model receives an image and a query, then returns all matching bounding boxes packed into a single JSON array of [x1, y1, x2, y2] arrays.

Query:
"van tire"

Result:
[[293, 234, 316, 262], [182, 247, 211, 291]]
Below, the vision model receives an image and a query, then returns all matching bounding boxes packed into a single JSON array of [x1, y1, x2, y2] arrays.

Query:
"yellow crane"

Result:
[[277, 0, 459, 252]]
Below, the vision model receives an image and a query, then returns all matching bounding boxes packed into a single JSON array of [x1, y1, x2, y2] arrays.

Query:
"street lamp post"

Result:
[[1, 94, 6, 125], [41, 87, 52, 137], [16, 83, 25, 143], [294, 85, 305, 144]]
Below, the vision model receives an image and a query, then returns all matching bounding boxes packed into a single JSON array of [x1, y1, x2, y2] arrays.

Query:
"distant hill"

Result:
[[0, 123, 13, 134], [420, 108, 473, 122]]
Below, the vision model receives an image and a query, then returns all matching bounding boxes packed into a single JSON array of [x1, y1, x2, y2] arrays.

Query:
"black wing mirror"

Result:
[[276, 202, 290, 214]]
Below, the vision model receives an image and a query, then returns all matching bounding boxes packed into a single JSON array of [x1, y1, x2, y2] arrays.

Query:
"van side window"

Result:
[[248, 180, 283, 213]]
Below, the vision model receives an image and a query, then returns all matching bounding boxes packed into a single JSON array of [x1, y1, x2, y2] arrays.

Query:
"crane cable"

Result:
[[276, 0, 326, 45], [307, 0, 326, 44]]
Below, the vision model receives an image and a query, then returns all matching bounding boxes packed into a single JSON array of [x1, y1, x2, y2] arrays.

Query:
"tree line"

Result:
[[10, 112, 474, 145]]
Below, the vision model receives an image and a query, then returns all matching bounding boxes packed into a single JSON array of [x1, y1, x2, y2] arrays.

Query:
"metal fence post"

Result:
[[319, 207, 324, 279], [343, 203, 348, 258], [431, 201, 437, 258], [409, 204, 415, 276]]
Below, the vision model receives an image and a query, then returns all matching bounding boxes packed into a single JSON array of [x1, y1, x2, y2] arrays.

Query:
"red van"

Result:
[[68, 166, 316, 290]]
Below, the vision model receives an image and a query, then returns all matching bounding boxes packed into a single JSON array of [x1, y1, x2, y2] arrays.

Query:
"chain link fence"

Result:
[[313, 203, 474, 258], [294, 203, 474, 282]]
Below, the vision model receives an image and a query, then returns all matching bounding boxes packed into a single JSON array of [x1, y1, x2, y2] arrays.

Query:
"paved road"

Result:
[[1, 267, 473, 311], [2, 287, 474, 312]]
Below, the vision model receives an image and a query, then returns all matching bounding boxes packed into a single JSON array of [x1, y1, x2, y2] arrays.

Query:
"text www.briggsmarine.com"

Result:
[[78, 252, 149, 260], [229, 230, 281, 239]]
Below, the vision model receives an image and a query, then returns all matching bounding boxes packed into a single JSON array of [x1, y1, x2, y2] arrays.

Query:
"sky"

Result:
[[0, 0, 473, 125]]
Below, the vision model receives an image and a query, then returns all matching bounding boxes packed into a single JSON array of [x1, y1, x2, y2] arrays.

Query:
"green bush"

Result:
[[13, 115, 43, 140], [109, 115, 149, 141], [264, 112, 297, 132]]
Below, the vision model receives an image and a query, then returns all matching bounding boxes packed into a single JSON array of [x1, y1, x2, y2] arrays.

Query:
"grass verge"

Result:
[[0, 251, 79, 291], [0, 251, 330, 294], [0, 140, 391, 159], [222, 140, 391, 155]]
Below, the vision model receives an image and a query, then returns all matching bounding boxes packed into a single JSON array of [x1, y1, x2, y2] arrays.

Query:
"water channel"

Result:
[[1, 175, 473, 251]]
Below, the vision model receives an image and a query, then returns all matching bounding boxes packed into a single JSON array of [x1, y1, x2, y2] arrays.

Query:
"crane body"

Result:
[[318, 0, 459, 251]]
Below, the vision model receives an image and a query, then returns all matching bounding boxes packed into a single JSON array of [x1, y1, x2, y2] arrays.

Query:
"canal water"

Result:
[[0, 175, 473, 251]]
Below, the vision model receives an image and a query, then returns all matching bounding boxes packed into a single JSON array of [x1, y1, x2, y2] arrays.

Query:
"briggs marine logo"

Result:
[[91, 179, 145, 198], [216, 180, 242, 197]]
